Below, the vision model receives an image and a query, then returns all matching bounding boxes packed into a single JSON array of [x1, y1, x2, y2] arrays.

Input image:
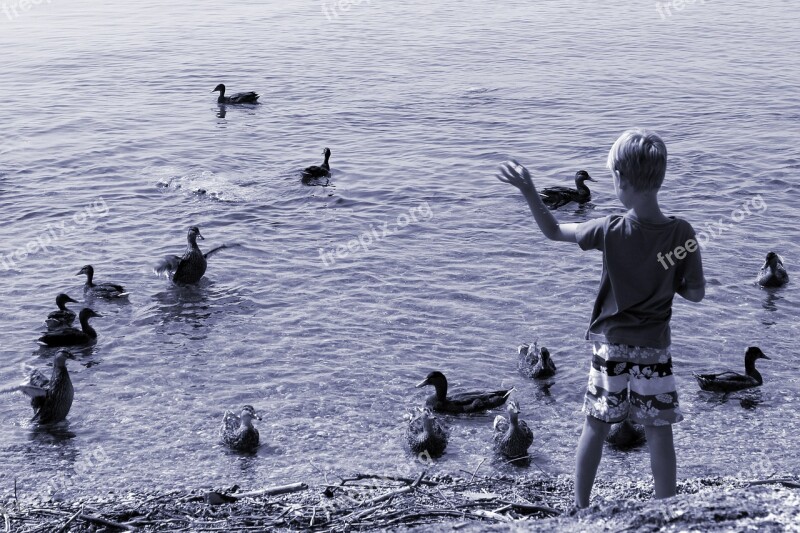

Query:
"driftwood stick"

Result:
[[233, 483, 308, 498], [56, 506, 84, 533], [78, 512, 136, 530], [503, 500, 561, 515], [745, 478, 800, 489], [469, 458, 486, 483], [362, 485, 412, 507], [340, 473, 437, 487]]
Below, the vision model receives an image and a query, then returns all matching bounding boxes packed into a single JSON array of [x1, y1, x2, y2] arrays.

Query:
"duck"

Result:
[[415, 371, 512, 414], [154, 226, 228, 285], [539, 170, 595, 209], [757, 252, 788, 287], [492, 400, 533, 459], [605, 419, 646, 449], [38, 308, 102, 347], [44, 293, 80, 330], [517, 342, 557, 379], [77, 265, 128, 299], [694, 347, 770, 393], [220, 406, 261, 452], [1, 350, 74, 423], [301, 148, 331, 184], [212, 83, 260, 104], [405, 408, 449, 457]]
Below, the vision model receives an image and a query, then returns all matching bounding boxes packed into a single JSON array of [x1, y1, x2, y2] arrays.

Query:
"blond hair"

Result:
[[607, 129, 667, 192]]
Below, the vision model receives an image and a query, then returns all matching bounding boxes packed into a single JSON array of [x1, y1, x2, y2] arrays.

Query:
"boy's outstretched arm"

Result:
[[496, 160, 578, 243]]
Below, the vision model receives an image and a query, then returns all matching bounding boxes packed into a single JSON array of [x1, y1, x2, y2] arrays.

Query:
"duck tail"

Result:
[[154, 255, 181, 278]]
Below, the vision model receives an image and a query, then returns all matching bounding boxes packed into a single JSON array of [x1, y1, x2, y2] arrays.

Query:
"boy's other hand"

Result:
[[496, 160, 536, 195]]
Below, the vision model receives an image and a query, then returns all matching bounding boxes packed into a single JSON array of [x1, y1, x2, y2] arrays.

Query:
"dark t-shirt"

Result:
[[575, 214, 705, 349]]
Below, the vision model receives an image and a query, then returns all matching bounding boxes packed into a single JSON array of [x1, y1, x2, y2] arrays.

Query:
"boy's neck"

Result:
[[625, 192, 670, 224]]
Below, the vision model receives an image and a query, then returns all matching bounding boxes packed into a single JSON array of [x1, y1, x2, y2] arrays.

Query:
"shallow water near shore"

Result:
[[1, 0, 799, 503]]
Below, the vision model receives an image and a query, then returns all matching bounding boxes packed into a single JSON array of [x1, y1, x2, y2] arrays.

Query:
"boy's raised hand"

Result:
[[496, 160, 536, 195]]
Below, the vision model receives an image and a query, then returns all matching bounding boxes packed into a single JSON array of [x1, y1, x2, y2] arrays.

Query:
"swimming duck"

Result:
[[212, 83, 260, 104], [1, 350, 74, 423], [492, 400, 533, 459], [301, 148, 331, 184], [220, 406, 261, 452], [154, 226, 227, 285], [405, 408, 449, 457], [757, 252, 788, 287], [44, 293, 80, 330], [517, 342, 557, 379], [77, 265, 128, 299], [38, 308, 102, 346], [694, 347, 770, 393], [416, 371, 512, 414], [605, 419, 646, 449], [539, 170, 595, 209]]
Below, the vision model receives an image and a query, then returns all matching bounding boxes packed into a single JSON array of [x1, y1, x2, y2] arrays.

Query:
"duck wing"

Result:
[[220, 410, 241, 437], [0, 384, 47, 398], [38, 328, 87, 346], [154, 255, 183, 278], [228, 92, 260, 104], [446, 389, 512, 413], [492, 415, 509, 435], [203, 245, 228, 260]]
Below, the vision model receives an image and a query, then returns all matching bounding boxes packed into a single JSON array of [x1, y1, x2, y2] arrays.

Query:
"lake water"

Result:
[[1, 0, 799, 503]]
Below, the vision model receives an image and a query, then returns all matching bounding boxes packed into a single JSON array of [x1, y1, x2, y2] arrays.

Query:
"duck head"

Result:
[[54, 350, 75, 367], [212, 83, 226, 94], [744, 346, 769, 364], [540, 347, 551, 362], [77, 265, 94, 281], [78, 308, 103, 322], [187, 226, 204, 244], [575, 170, 595, 185], [323, 147, 331, 161], [55, 293, 79, 309], [416, 371, 448, 400], [240, 410, 261, 428], [762, 252, 783, 272], [506, 400, 521, 424]]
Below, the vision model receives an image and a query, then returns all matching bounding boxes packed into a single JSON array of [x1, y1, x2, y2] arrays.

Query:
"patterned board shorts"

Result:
[[583, 342, 684, 426]]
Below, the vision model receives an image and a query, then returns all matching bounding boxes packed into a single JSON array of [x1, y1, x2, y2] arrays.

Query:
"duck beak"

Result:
[[94, 312, 104, 318], [67, 296, 79, 303], [415, 378, 429, 388], [761, 353, 771, 360], [76, 269, 84, 275]]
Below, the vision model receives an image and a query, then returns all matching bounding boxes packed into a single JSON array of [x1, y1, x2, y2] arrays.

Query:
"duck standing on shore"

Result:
[[212, 84, 259, 104], [694, 347, 770, 393], [539, 170, 595, 209], [44, 293, 80, 330], [1, 350, 74, 424], [154, 226, 228, 285], [77, 265, 128, 299], [757, 252, 788, 287], [517, 342, 557, 379], [493, 400, 533, 459], [38, 308, 102, 347], [220, 406, 261, 452], [416, 371, 512, 414], [405, 408, 449, 457]]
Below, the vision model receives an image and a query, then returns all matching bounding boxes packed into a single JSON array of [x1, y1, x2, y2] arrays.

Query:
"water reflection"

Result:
[[217, 104, 227, 119], [27, 421, 77, 444]]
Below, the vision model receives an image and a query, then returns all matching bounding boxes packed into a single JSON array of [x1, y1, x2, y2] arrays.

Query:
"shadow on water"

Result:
[[27, 421, 76, 444], [150, 280, 250, 338]]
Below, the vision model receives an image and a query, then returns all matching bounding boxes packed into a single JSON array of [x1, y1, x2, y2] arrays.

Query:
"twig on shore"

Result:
[[55, 506, 83, 533], [746, 478, 800, 489]]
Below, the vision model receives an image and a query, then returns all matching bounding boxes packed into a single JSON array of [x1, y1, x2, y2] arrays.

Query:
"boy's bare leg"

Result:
[[575, 415, 612, 508], [644, 424, 677, 498]]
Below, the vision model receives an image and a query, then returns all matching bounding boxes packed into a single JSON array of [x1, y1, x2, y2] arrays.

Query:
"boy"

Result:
[[497, 129, 705, 508]]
